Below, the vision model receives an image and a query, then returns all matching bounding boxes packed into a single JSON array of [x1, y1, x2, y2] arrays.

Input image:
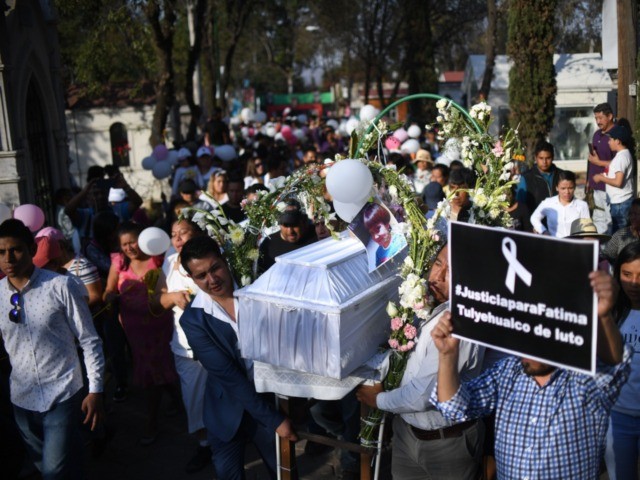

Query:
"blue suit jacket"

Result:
[[180, 304, 284, 442]]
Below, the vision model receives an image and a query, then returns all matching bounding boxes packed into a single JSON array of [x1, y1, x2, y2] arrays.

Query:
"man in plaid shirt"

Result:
[[430, 271, 632, 480]]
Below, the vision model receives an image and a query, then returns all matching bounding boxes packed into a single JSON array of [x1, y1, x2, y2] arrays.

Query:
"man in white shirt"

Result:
[[356, 244, 485, 479], [593, 124, 635, 234], [0, 219, 104, 480], [179, 235, 297, 479]]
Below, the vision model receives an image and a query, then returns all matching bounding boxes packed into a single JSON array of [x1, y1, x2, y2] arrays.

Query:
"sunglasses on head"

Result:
[[9, 292, 20, 323]]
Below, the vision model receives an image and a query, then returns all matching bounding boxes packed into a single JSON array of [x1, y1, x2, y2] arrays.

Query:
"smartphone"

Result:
[[588, 143, 595, 155]]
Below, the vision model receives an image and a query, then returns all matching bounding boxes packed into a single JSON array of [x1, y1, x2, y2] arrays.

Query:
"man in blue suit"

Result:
[[179, 236, 297, 479]]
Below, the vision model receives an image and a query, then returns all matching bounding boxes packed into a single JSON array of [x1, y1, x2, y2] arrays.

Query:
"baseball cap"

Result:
[[197, 146, 213, 158], [33, 236, 62, 269], [179, 179, 198, 194], [177, 147, 192, 160], [607, 125, 632, 146], [278, 199, 305, 225]]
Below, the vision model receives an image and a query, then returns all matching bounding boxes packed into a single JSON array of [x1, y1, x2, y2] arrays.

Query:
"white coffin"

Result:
[[236, 235, 404, 379]]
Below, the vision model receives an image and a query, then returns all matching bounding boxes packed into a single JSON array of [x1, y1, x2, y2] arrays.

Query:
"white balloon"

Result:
[[152, 160, 172, 179], [0, 203, 11, 223], [293, 128, 305, 140], [229, 117, 241, 126], [359, 104, 379, 122], [326, 159, 373, 203], [407, 125, 422, 138], [401, 138, 420, 154], [393, 128, 409, 143], [266, 126, 276, 137], [215, 144, 237, 162], [240, 107, 254, 123], [333, 199, 365, 223], [346, 118, 360, 135], [274, 132, 285, 142], [241, 126, 250, 138], [326, 119, 339, 130], [141, 156, 157, 170], [138, 227, 171, 256], [254, 111, 267, 123]]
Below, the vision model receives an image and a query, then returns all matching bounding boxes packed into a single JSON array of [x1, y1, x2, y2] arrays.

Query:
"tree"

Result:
[[143, 0, 178, 146], [400, 0, 437, 121], [478, 0, 499, 100], [507, 0, 558, 160], [183, 0, 207, 140]]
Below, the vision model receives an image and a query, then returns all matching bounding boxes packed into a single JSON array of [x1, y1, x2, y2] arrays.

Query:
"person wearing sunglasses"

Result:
[[0, 218, 105, 479]]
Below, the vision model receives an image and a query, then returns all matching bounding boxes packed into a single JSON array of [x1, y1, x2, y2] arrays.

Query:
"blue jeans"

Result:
[[606, 410, 640, 480], [609, 197, 633, 234], [13, 390, 84, 480]]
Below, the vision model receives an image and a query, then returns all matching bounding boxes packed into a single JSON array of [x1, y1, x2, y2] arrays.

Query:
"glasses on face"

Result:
[[9, 292, 21, 323]]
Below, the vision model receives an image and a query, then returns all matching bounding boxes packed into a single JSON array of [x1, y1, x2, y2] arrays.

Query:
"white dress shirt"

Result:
[[162, 252, 200, 358], [530, 195, 590, 238], [0, 268, 104, 412], [376, 302, 484, 430], [191, 290, 252, 375]]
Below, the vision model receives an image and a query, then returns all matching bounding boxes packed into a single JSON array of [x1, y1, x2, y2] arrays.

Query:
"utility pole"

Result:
[[617, 0, 637, 129]]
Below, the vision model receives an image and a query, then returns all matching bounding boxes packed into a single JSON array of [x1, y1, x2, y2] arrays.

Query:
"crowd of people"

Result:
[[0, 101, 638, 480]]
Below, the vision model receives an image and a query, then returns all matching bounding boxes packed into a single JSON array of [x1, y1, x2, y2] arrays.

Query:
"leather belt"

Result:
[[409, 419, 477, 441]]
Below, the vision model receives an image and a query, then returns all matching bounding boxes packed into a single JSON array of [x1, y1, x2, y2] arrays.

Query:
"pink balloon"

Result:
[[281, 125, 292, 135], [14, 204, 45, 232], [153, 144, 169, 161], [385, 137, 401, 151]]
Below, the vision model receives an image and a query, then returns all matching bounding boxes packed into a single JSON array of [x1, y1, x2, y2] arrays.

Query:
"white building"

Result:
[[65, 97, 168, 200], [462, 53, 615, 173]]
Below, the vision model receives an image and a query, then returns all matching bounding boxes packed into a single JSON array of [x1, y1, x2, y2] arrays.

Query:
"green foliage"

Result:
[[507, 0, 558, 161], [56, 0, 157, 95]]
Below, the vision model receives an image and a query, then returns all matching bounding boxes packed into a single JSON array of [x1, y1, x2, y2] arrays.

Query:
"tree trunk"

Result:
[[184, 0, 207, 141], [145, 0, 177, 147], [479, 0, 498, 100], [402, 0, 438, 123]]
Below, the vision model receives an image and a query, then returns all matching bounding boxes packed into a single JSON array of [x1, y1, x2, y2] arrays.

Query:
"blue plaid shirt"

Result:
[[431, 346, 632, 480]]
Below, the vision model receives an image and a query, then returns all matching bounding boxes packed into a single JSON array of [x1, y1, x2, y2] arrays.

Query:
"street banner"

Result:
[[449, 222, 598, 375]]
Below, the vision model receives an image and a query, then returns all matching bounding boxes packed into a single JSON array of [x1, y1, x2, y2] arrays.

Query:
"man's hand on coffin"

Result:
[[276, 418, 298, 442], [355, 383, 383, 408]]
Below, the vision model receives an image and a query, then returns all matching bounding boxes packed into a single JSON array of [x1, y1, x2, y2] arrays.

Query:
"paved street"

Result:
[[83, 383, 391, 479]]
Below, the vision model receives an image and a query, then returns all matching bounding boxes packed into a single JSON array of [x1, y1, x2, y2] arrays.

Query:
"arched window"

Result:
[[110, 122, 130, 167]]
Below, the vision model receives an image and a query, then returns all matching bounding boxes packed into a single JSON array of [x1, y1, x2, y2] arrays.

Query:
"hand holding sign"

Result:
[[589, 270, 618, 318], [431, 311, 459, 356]]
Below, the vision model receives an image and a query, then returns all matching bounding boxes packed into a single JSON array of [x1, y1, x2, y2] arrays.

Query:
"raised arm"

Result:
[[431, 311, 461, 401], [589, 270, 624, 364]]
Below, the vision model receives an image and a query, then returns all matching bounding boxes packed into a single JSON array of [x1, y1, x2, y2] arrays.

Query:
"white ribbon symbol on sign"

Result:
[[502, 237, 532, 294]]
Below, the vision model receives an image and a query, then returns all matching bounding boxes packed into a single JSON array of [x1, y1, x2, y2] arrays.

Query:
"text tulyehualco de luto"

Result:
[[455, 284, 587, 346]]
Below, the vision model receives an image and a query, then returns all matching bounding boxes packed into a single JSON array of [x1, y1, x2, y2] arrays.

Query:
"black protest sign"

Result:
[[449, 222, 598, 375]]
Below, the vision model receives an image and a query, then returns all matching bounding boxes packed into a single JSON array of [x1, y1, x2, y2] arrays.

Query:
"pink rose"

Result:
[[492, 141, 504, 156], [388, 339, 400, 349], [413, 302, 425, 311], [390, 317, 403, 331], [404, 324, 417, 340], [398, 341, 416, 352]]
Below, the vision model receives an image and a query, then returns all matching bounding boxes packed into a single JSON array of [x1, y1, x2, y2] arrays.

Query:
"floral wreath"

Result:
[[183, 94, 523, 447]]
